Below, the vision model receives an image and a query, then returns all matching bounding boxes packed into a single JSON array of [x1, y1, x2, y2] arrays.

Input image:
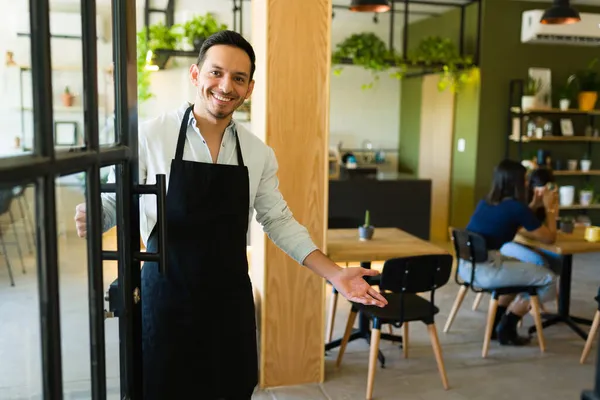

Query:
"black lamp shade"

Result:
[[540, 0, 581, 24], [349, 0, 391, 13]]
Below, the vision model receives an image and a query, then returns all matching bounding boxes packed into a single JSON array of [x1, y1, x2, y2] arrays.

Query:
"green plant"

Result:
[[136, 29, 153, 102], [583, 183, 594, 192], [577, 58, 599, 92], [407, 36, 474, 92], [332, 32, 402, 90], [524, 75, 542, 96], [177, 13, 228, 50], [64, 86, 71, 95], [364, 210, 371, 227]]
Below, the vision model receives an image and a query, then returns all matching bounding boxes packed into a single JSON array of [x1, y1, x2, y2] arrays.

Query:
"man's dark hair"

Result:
[[486, 159, 527, 205], [196, 30, 256, 80]]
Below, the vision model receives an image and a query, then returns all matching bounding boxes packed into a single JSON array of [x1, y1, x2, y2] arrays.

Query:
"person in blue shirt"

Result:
[[458, 160, 559, 346], [499, 166, 563, 275]]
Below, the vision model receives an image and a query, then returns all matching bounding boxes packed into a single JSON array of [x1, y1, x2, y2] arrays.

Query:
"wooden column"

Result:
[[250, 0, 331, 389]]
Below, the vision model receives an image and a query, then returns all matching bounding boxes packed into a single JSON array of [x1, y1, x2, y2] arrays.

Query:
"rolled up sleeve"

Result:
[[253, 147, 319, 265]]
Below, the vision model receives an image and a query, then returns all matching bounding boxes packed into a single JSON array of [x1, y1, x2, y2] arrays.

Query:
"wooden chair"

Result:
[[443, 228, 546, 357], [581, 287, 600, 364], [336, 254, 453, 400]]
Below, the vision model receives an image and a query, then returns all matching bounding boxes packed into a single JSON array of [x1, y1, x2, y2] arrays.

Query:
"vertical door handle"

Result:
[[154, 174, 168, 276]]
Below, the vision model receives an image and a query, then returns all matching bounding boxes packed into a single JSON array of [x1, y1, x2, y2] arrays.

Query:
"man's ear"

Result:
[[189, 64, 201, 85]]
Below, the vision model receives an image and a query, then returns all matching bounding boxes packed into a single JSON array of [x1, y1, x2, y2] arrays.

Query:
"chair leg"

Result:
[[326, 286, 339, 343], [17, 195, 34, 256], [403, 323, 409, 358], [427, 323, 449, 390], [366, 323, 381, 400], [0, 230, 14, 286], [472, 292, 484, 311], [8, 210, 26, 274], [529, 295, 546, 354], [443, 285, 468, 333], [482, 296, 499, 358], [581, 310, 600, 364], [336, 308, 358, 368]]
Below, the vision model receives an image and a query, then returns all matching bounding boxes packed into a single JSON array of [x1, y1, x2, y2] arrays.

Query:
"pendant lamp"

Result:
[[349, 0, 391, 13], [540, 0, 581, 25]]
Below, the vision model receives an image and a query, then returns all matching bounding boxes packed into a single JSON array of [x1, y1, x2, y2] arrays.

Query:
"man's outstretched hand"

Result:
[[329, 267, 388, 308]]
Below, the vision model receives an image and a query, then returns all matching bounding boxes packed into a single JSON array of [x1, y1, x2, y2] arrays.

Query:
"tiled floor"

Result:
[[0, 222, 598, 399]]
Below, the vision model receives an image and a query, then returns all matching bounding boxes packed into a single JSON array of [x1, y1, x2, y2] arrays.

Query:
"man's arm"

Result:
[[253, 147, 387, 307]]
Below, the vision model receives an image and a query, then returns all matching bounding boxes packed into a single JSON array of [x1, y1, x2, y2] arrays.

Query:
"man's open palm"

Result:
[[330, 267, 388, 308]]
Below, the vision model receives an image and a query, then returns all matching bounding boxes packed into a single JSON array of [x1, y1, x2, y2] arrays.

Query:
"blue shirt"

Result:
[[466, 199, 542, 250]]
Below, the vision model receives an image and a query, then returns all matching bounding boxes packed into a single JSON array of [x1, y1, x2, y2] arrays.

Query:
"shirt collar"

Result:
[[185, 104, 236, 135]]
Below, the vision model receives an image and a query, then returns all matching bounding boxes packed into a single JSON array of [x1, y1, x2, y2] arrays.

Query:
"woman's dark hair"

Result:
[[528, 166, 555, 221], [196, 30, 256, 80], [486, 159, 527, 204]]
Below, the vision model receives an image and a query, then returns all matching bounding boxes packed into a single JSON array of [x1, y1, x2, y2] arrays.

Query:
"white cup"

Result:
[[581, 159, 592, 172], [559, 186, 575, 206]]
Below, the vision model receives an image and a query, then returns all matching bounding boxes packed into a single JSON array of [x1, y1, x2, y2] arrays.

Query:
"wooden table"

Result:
[[325, 228, 448, 359], [515, 226, 599, 339]]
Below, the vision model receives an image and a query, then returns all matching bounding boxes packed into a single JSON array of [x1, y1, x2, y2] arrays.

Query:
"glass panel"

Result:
[[0, 182, 40, 398], [57, 170, 120, 398]]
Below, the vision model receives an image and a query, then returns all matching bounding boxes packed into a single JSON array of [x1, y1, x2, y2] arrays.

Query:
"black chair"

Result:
[[443, 228, 546, 357], [581, 286, 600, 364], [12, 185, 35, 256], [336, 254, 453, 400]]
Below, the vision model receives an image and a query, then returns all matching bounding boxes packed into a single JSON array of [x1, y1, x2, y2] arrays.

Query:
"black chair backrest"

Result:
[[451, 228, 488, 263], [0, 189, 13, 215], [328, 217, 360, 229], [379, 254, 453, 294]]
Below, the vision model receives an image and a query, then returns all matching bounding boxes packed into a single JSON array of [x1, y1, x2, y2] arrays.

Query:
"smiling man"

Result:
[[74, 30, 387, 400]]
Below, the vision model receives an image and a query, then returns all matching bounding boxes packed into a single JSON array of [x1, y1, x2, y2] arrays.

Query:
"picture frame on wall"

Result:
[[54, 121, 78, 146], [560, 119, 574, 136]]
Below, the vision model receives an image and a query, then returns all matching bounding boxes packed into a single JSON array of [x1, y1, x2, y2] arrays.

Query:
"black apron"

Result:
[[141, 105, 258, 399]]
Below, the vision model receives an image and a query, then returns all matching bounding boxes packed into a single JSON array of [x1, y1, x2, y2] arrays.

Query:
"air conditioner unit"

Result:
[[521, 9, 600, 46]]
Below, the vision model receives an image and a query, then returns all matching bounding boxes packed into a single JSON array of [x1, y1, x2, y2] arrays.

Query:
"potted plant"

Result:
[[580, 183, 594, 206], [559, 216, 575, 234], [358, 210, 374, 241], [572, 58, 599, 111], [581, 153, 592, 172], [61, 86, 74, 107], [558, 76, 576, 110], [179, 13, 228, 52], [522, 75, 541, 111]]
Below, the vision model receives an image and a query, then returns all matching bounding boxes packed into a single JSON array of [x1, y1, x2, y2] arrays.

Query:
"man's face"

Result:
[[190, 45, 254, 120]]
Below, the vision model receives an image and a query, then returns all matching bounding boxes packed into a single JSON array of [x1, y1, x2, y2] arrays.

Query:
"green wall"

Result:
[[398, 77, 422, 174], [399, 0, 600, 228], [476, 0, 600, 201]]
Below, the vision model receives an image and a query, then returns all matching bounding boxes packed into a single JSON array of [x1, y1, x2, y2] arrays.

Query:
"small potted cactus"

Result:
[[358, 210, 374, 241], [61, 86, 74, 107]]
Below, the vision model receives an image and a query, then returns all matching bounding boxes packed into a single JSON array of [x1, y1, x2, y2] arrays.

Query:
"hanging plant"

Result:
[[175, 13, 228, 51], [407, 36, 475, 92], [136, 29, 153, 102], [332, 33, 475, 92], [332, 32, 406, 90]]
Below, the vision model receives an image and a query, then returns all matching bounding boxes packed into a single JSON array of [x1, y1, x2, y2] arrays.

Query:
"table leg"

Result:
[[324, 261, 403, 367], [528, 255, 592, 340]]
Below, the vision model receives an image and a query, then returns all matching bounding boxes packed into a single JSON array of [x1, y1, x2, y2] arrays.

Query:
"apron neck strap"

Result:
[[175, 105, 246, 167]]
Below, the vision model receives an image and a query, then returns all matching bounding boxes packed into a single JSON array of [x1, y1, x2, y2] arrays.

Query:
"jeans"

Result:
[[499, 241, 563, 275], [457, 250, 558, 304]]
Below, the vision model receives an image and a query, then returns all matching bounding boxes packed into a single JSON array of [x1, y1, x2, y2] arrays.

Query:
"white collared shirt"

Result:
[[100, 102, 318, 265]]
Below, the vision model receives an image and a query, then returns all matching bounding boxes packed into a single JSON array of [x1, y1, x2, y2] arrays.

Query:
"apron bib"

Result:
[[141, 105, 257, 399]]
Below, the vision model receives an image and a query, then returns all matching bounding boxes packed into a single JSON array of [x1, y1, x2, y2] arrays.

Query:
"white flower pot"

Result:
[[559, 98, 570, 110], [581, 159, 592, 172], [559, 185, 575, 206], [521, 96, 537, 111]]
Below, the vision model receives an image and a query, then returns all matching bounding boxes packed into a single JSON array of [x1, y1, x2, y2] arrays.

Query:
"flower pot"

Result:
[[580, 190, 594, 206], [521, 95, 537, 111], [559, 98, 570, 110], [560, 220, 574, 234], [358, 225, 374, 241], [578, 91, 598, 111], [61, 93, 74, 107], [581, 159, 592, 172], [559, 185, 575, 206]]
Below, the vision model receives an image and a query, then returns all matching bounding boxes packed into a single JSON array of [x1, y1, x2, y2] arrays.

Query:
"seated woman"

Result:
[[500, 166, 562, 274], [458, 160, 558, 346]]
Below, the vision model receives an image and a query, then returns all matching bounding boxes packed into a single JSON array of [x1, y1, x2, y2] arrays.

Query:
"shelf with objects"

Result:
[[506, 75, 600, 222]]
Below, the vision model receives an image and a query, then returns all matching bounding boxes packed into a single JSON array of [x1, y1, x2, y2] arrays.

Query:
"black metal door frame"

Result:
[[0, 0, 166, 398]]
